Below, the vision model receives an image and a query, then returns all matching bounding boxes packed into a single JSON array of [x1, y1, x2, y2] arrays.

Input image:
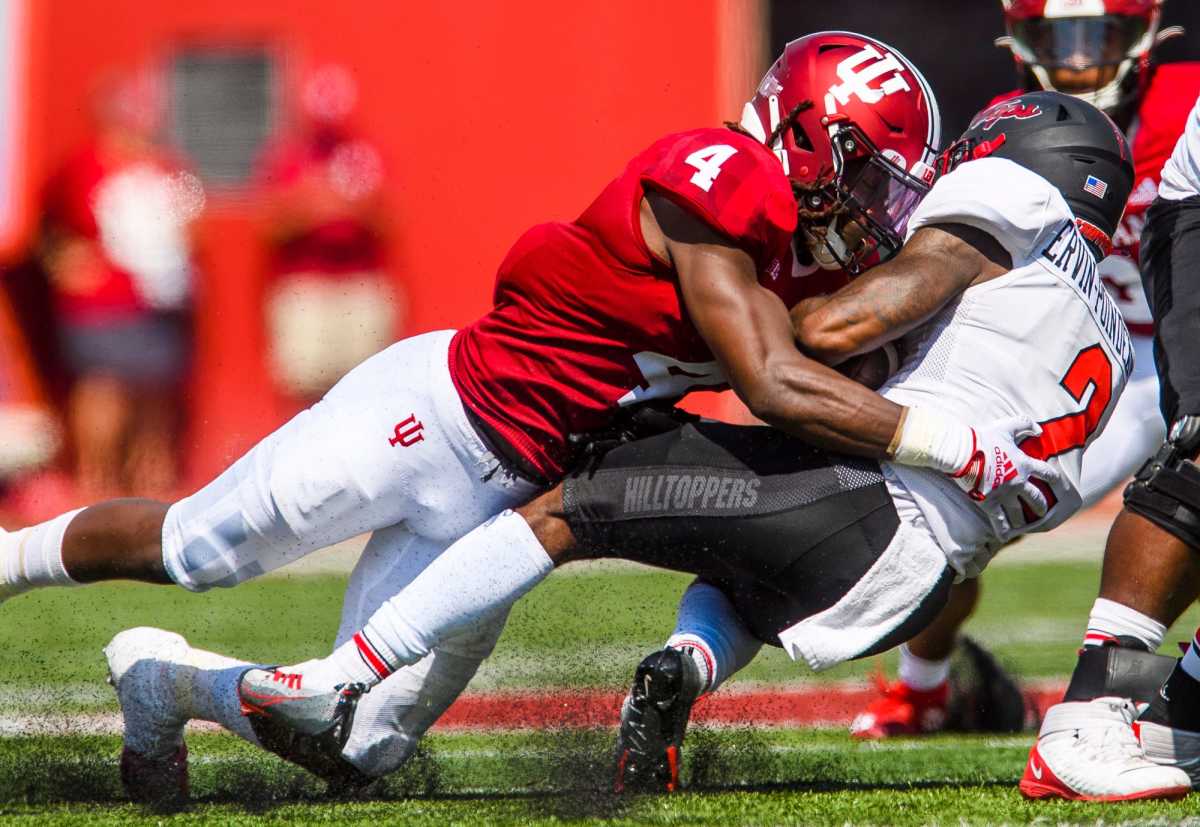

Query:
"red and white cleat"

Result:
[[1019, 698, 1191, 801], [850, 677, 948, 739]]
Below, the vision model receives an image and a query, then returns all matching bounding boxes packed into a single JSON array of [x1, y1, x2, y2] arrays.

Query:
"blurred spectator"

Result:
[[38, 70, 204, 499], [0, 284, 59, 486], [254, 63, 400, 402]]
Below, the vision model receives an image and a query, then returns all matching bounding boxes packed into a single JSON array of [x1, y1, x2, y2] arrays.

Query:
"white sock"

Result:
[[666, 580, 761, 694], [308, 510, 553, 688], [1181, 627, 1200, 683], [1082, 597, 1166, 651], [1, 508, 85, 594], [178, 648, 262, 745], [897, 643, 950, 691]]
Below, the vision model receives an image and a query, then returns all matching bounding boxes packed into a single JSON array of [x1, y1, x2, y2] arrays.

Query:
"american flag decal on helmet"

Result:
[[1083, 175, 1109, 199]]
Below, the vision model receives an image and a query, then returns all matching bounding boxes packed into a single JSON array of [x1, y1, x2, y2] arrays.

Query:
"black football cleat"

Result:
[[945, 635, 1027, 733], [613, 646, 703, 793]]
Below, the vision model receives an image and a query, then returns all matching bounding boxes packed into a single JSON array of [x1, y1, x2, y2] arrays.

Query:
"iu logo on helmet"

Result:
[[971, 101, 1042, 132], [389, 414, 425, 447], [826, 45, 911, 110]]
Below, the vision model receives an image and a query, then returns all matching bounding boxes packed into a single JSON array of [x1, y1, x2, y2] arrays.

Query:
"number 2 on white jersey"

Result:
[[685, 144, 737, 192], [1022, 344, 1115, 460]]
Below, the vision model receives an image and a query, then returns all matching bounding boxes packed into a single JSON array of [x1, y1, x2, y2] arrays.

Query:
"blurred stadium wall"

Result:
[[0, 0, 766, 485]]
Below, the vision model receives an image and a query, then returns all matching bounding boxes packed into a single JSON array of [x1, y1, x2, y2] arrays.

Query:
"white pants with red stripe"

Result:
[[156, 330, 534, 778], [161, 329, 538, 591]]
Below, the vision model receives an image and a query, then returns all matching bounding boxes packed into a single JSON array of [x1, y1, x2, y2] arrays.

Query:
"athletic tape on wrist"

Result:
[[891, 407, 972, 474]]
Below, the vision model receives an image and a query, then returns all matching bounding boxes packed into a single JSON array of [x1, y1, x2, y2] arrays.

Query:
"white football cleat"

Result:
[[105, 627, 192, 802], [1020, 697, 1191, 801]]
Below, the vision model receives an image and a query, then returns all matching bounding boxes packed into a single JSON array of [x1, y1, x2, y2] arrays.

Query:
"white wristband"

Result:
[[890, 407, 974, 474]]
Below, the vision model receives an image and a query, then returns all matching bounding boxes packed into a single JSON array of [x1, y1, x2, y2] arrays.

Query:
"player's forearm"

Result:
[[742, 360, 902, 458], [795, 226, 999, 366]]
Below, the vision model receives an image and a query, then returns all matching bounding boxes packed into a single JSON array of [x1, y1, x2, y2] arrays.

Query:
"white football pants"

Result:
[[161, 329, 538, 590], [156, 329, 534, 778]]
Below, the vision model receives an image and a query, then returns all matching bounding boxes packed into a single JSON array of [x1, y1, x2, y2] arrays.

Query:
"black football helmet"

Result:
[[937, 90, 1133, 258]]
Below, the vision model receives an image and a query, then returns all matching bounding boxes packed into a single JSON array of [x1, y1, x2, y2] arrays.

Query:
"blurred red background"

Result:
[[3, 0, 766, 489]]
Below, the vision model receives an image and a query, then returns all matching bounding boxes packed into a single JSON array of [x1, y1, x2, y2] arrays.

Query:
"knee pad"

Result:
[[1124, 416, 1200, 551], [1063, 643, 1176, 704]]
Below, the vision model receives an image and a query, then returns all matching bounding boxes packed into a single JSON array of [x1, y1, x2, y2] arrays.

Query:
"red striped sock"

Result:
[[353, 630, 397, 682]]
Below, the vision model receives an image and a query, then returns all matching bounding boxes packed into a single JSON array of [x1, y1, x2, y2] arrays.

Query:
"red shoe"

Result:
[[850, 676, 949, 739]]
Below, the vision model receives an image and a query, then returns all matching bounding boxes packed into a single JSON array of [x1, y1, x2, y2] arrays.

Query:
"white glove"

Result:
[[891, 408, 1066, 538]]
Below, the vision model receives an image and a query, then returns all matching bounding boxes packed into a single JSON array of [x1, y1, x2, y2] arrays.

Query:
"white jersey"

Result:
[[1160, 93, 1200, 201], [880, 157, 1133, 576]]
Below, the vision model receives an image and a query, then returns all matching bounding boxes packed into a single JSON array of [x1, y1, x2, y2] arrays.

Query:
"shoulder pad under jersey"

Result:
[[638, 128, 797, 252], [906, 156, 1071, 266]]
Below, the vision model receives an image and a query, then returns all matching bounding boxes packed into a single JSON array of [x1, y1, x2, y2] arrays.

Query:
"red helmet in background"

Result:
[[998, 0, 1181, 114], [740, 32, 941, 273]]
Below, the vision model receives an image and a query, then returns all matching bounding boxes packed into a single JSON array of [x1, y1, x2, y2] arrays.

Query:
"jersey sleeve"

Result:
[[906, 156, 1069, 266], [1159, 93, 1200, 201], [639, 129, 797, 259]]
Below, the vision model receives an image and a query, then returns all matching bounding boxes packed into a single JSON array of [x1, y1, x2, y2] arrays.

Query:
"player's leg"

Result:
[[1019, 508, 1194, 802], [614, 508, 954, 792], [1022, 195, 1200, 801], [850, 577, 978, 739], [546, 421, 952, 790], [333, 526, 512, 781], [615, 579, 761, 792], [1019, 467, 1197, 800], [2, 330, 509, 603]]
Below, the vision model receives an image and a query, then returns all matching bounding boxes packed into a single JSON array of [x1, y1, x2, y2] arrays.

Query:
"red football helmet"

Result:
[[740, 32, 941, 273], [998, 0, 1182, 114]]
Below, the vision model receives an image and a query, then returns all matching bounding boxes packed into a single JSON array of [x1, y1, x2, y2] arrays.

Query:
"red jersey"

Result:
[[989, 62, 1200, 336], [449, 127, 844, 479]]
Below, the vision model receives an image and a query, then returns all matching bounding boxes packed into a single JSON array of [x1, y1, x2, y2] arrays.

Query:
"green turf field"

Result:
[[2, 558, 1198, 823]]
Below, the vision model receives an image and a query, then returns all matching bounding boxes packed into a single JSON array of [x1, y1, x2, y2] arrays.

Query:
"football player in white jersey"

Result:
[[1019, 91, 1200, 802], [853, 0, 1196, 741], [146, 91, 1166, 795]]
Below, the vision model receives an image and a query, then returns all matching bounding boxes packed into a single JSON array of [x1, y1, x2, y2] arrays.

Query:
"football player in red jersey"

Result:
[[851, 0, 1200, 749], [230, 89, 1137, 796], [47, 33, 1062, 799]]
